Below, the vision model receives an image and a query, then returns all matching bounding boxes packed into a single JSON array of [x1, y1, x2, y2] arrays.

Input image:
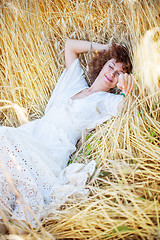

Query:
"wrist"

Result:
[[120, 90, 125, 97], [91, 42, 109, 52]]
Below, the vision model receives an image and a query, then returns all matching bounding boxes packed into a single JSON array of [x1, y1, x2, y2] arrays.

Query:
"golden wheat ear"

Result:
[[0, 101, 29, 125], [12, 103, 29, 125], [135, 27, 160, 92]]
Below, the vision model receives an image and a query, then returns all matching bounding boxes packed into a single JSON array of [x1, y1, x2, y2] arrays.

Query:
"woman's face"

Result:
[[98, 58, 125, 90]]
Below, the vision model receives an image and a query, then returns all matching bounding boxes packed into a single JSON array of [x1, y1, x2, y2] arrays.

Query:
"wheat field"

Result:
[[0, 0, 160, 239]]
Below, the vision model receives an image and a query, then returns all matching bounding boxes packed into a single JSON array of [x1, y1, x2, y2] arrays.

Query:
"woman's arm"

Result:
[[65, 39, 109, 70]]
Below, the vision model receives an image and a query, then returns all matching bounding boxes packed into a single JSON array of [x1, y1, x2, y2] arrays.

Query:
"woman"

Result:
[[0, 39, 134, 233]]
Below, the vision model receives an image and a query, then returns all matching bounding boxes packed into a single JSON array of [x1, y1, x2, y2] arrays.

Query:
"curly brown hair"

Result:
[[87, 43, 132, 94]]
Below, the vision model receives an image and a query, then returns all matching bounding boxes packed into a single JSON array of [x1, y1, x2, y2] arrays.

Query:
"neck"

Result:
[[88, 77, 110, 93]]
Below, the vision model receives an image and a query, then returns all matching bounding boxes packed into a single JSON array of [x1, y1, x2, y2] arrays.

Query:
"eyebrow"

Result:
[[112, 61, 125, 73]]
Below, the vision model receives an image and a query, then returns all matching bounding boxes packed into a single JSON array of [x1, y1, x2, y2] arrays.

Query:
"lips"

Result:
[[105, 75, 112, 82]]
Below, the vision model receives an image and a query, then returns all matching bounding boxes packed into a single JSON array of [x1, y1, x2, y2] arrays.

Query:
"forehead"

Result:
[[107, 58, 124, 70]]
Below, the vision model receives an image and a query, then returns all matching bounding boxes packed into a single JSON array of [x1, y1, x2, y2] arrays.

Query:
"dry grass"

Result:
[[0, 0, 160, 239]]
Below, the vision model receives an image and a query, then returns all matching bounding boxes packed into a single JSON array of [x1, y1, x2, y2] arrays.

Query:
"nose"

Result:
[[111, 72, 114, 77], [110, 71, 118, 83], [110, 71, 115, 78]]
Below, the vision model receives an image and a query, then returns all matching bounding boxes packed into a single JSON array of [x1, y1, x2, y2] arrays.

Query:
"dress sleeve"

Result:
[[86, 93, 124, 130], [104, 93, 124, 117], [45, 58, 84, 114]]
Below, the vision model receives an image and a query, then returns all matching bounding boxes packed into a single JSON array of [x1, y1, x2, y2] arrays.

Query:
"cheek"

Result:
[[112, 82, 117, 88], [112, 77, 119, 87], [102, 64, 110, 73], [115, 75, 120, 83]]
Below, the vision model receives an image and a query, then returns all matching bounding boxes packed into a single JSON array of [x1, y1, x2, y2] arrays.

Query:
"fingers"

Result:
[[117, 73, 134, 96], [125, 74, 133, 95], [127, 74, 134, 94], [117, 74, 123, 90]]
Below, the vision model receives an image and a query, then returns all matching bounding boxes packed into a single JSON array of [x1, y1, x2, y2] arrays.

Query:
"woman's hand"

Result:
[[117, 73, 134, 96]]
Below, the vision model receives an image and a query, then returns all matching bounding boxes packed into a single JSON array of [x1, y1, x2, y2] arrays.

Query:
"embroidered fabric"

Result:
[[0, 58, 123, 226]]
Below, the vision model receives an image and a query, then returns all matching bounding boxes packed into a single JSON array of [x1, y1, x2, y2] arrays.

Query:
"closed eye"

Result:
[[116, 72, 121, 76], [109, 65, 113, 69]]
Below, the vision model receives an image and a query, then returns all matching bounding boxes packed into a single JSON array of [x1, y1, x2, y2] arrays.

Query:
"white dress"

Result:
[[0, 58, 123, 226]]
